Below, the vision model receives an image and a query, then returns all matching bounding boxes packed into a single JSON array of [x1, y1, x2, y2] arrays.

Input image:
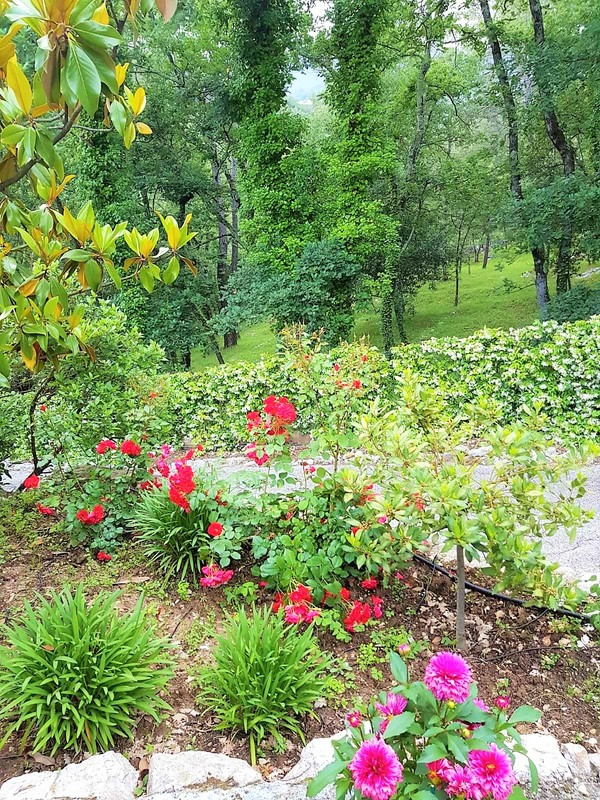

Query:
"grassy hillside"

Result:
[[192, 251, 597, 370]]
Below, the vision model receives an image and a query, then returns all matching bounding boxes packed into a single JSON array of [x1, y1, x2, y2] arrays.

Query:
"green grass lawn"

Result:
[[192, 251, 597, 369]]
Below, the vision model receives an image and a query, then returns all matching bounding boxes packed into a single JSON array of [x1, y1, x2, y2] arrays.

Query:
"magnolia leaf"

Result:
[[86, 48, 119, 95], [6, 58, 33, 115], [104, 260, 122, 289], [19, 278, 39, 297], [109, 100, 128, 136], [64, 43, 101, 116], [162, 255, 180, 285], [0, 352, 9, 378], [154, 0, 177, 22], [84, 259, 102, 291], [74, 20, 122, 50], [139, 265, 155, 292], [123, 121, 136, 149], [135, 122, 152, 135], [70, 0, 101, 26], [1, 123, 26, 146]]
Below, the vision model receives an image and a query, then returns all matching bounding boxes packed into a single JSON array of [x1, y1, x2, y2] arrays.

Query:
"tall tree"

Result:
[[478, 0, 550, 309]]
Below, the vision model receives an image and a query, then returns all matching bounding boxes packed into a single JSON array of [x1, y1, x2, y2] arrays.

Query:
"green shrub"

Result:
[[0, 587, 173, 755], [542, 284, 600, 323], [133, 476, 242, 583], [395, 318, 600, 441], [195, 607, 332, 762]]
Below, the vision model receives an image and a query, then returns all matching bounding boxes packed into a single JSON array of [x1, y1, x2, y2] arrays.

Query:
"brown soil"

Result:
[[0, 503, 598, 787]]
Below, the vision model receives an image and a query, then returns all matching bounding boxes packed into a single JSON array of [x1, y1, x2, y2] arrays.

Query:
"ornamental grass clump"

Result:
[[309, 651, 541, 800], [0, 587, 173, 755], [196, 607, 333, 763]]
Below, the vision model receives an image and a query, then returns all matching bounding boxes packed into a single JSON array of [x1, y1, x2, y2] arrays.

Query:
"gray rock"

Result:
[[147, 752, 262, 795], [561, 743, 592, 778], [0, 772, 56, 800], [589, 753, 600, 778], [146, 779, 335, 800], [284, 734, 346, 784], [49, 752, 138, 800], [513, 733, 572, 785]]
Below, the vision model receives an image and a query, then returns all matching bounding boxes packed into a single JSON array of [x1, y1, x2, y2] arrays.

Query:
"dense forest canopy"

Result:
[[2, 0, 599, 367]]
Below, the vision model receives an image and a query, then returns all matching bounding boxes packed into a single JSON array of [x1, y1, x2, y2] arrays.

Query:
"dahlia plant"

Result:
[[309, 652, 540, 800]]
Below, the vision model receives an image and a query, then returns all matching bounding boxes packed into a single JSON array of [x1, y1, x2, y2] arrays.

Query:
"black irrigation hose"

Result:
[[412, 552, 593, 623]]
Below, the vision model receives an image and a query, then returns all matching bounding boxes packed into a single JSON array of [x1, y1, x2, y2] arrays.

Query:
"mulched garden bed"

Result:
[[0, 499, 598, 786]]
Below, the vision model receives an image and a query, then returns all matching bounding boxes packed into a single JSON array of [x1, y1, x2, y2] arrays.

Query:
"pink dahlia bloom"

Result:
[[427, 759, 453, 787], [444, 765, 484, 799], [468, 744, 517, 800], [495, 696, 511, 710], [349, 738, 403, 800], [424, 651, 473, 704], [346, 710, 362, 728], [375, 693, 408, 733]]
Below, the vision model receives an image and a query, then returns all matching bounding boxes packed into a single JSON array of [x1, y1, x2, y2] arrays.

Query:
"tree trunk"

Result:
[[392, 282, 408, 343], [212, 156, 237, 349], [178, 192, 194, 227], [528, 0, 576, 295], [482, 230, 491, 269], [479, 0, 550, 310], [381, 292, 395, 355], [456, 545, 467, 653], [224, 156, 240, 348]]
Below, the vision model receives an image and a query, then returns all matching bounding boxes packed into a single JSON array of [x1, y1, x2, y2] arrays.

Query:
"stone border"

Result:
[[1, 733, 599, 800]]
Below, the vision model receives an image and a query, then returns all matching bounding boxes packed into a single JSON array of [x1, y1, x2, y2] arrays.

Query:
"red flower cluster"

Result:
[[199, 564, 234, 587], [40, 404, 47, 412], [96, 439, 117, 454], [207, 521, 223, 538], [96, 551, 112, 562], [246, 396, 297, 466], [273, 584, 321, 625], [36, 503, 55, 516], [121, 439, 141, 457], [23, 474, 40, 490], [168, 462, 196, 513], [361, 577, 377, 590], [344, 596, 383, 632], [76, 505, 105, 525], [413, 492, 426, 511]]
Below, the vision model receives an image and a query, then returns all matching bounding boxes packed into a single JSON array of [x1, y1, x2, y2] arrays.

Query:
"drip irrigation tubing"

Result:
[[412, 552, 592, 623]]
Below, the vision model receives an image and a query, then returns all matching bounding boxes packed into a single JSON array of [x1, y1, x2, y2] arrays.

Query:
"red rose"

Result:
[[23, 474, 40, 490], [120, 439, 141, 457], [97, 551, 112, 562], [36, 503, 55, 516], [340, 588, 351, 602], [76, 505, 105, 525], [207, 521, 223, 538], [96, 439, 117, 454], [361, 578, 377, 590], [40, 404, 47, 412], [289, 583, 312, 603], [352, 380, 362, 389]]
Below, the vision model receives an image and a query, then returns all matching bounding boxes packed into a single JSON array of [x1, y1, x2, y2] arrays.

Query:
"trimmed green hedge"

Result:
[[394, 318, 600, 441], [1, 317, 598, 466]]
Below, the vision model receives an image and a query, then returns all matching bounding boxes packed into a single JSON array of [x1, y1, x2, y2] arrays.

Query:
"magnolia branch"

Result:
[[0, 103, 82, 193]]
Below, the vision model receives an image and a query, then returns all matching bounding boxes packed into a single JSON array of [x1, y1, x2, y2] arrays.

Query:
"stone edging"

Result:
[[1, 733, 599, 799]]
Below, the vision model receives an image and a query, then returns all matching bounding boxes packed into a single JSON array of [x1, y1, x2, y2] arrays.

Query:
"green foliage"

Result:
[[308, 653, 541, 800], [195, 607, 332, 762], [133, 476, 242, 583], [0, 587, 173, 755], [542, 284, 600, 323], [395, 318, 600, 441]]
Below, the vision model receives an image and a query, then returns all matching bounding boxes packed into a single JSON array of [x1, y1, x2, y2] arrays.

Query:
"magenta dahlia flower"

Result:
[[468, 744, 517, 800], [375, 692, 408, 733], [424, 651, 473, 704], [444, 765, 484, 799], [349, 738, 403, 800], [473, 697, 490, 713]]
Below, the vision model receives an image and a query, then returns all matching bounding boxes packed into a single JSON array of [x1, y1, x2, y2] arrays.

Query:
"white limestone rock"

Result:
[[284, 734, 346, 785], [146, 751, 263, 795], [561, 743, 592, 778], [49, 752, 138, 800], [513, 733, 572, 785], [0, 771, 56, 800]]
